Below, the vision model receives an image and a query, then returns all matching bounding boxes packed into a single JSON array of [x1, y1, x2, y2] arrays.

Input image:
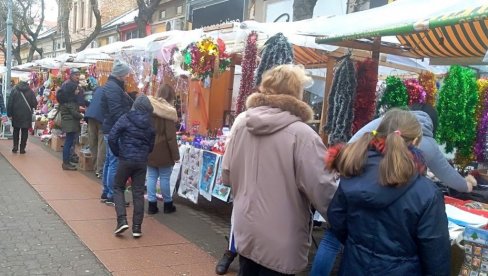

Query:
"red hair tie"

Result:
[[325, 144, 345, 169]]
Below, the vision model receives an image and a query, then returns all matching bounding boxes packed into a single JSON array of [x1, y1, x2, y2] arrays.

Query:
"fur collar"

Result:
[[148, 96, 178, 122], [246, 93, 314, 122]]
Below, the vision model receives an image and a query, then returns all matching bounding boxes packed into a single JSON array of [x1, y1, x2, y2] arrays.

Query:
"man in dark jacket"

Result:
[[100, 60, 133, 205], [61, 68, 86, 107], [85, 87, 105, 177], [7, 81, 37, 154], [109, 94, 155, 238]]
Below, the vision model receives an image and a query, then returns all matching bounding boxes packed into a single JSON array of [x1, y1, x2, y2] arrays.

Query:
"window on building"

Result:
[[80, 1, 85, 28], [177, 6, 183, 15], [89, 10, 93, 28], [108, 35, 117, 44], [159, 10, 166, 20], [73, 3, 78, 31], [62, 42, 66, 48], [125, 30, 139, 41], [57, 43, 61, 49]]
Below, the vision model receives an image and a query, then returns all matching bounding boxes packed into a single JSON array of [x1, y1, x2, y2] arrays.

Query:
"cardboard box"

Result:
[[50, 136, 65, 152], [78, 153, 94, 171], [34, 120, 48, 130]]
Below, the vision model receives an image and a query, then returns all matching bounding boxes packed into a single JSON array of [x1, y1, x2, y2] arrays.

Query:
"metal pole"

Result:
[[6, 0, 13, 99]]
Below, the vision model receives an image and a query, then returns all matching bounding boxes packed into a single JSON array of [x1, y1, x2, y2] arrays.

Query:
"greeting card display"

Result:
[[199, 151, 220, 201], [212, 161, 231, 202], [460, 227, 488, 276], [178, 146, 203, 204]]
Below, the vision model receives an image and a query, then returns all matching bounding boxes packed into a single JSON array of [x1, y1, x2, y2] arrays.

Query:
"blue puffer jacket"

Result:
[[101, 76, 134, 134], [327, 151, 450, 276], [108, 110, 155, 163], [84, 87, 104, 123]]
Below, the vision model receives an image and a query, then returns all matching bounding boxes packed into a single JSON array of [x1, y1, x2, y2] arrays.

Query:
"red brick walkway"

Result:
[[0, 140, 221, 275]]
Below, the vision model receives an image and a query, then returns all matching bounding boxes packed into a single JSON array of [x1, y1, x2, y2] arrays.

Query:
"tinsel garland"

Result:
[[325, 55, 357, 144], [436, 65, 478, 162], [419, 71, 437, 106], [377, 76, 408, 116], [235, 32, 258, 115], [254, 33, 294, 87], [352, 59, 377, 134], [404, 78, 426, 105], [474, 79, 488, 162], [181, 37, 231, 80]]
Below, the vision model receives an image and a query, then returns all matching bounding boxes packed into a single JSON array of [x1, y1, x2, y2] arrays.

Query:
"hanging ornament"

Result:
[[419, 71, 437, 106], [404, 78, 426, 106], [437, 65, 478, 162], [325, 55, 357, 145], [236, 31, 258, 115], [474, 79, 488, 162], [181, 37, 231, 80], [352, 59, 377, 134], [254, 33, 294, 87], [377, 76, 408, 116]]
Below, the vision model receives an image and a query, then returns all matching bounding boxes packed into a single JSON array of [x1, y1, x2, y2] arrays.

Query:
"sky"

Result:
[[44, 0, 58, 21]]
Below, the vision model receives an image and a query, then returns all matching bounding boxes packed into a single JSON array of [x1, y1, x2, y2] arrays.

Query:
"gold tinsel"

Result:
[[476, 79, 488, 123], [419, 71, 437, 106]]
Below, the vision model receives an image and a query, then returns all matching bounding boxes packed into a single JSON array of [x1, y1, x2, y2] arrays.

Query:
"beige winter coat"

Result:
[[222, 93, 337, 274]]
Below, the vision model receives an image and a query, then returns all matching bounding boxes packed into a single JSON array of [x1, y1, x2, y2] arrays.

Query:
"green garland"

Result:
[[377, 76, 408, 115], [436, 65, 478, 160]]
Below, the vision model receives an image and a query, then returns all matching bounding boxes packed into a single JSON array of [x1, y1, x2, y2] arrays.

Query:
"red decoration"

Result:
[[404, 78, 426, 105], [418, 72, 437, 106], [236, 32, 258, 115], [352, 59, 377, 134]]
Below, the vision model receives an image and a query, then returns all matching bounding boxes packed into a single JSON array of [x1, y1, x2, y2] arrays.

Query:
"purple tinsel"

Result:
[[474, 92, 488, 161]]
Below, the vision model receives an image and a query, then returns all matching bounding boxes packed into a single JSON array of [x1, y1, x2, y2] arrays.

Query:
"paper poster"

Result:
[[169, 145, 190, 196], [199, 151, 220, 201], [178, 146, 202, 204], [459, 227, 488, 276], [211, 161, 232, 202]]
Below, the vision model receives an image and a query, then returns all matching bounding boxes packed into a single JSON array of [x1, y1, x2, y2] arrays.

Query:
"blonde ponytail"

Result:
[[379, 132, 416, 186]]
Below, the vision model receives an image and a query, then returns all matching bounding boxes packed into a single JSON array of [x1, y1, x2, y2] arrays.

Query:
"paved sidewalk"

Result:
[[0, 140, 218, 275], [0, 154, 110, 276]]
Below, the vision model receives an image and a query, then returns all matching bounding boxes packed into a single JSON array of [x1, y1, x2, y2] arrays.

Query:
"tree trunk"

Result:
[[135, 0, 161, 38], [58, 0, 73, 53], [77, 0, 102, 51], [292, 0, 318, 21], [136, 16, 148, 38]]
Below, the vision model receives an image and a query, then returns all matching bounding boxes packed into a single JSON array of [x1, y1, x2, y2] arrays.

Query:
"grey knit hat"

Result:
[[111, 60, 131, 77], [132, 94, 154, 113]]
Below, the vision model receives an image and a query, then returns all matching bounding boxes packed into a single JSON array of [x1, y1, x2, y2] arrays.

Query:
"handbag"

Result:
[[54, 109, 62, 128], [19, 91, 35, 122]]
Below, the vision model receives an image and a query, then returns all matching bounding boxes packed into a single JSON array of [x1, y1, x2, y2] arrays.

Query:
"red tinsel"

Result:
[[324, 143, 345, 170], [236, 32, 258, 115], [404, 78, 426, 105], [352, 59, 378, 134]]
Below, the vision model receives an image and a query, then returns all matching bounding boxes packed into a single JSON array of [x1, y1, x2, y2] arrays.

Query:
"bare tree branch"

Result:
[[135, 0, 162, 38]]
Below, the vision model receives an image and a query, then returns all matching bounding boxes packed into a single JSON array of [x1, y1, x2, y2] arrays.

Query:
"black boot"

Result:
[[114, 219, 129, 235], [147, 201, 159, 214], [215, 250, 237, 275], [132, 224, 142, 238], [12, 147, 18, 153], [163, 201, 176, 214]]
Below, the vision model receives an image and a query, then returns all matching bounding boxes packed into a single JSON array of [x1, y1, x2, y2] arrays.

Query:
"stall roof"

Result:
[[298, 0, 488, 60]]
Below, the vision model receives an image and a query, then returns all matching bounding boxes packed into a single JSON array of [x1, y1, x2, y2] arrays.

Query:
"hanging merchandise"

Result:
[[181, 37, 231, 81], [404, 78, 426, 106], [437, 65, 478, 165], [325, 55, 357, 145], [377, 76, 408, 116], [236, 31, 258, 115], [419, 71, 437, 106], [254, 33, 294, 87], [474, 79, 488, 162], [352, 59, 377, 134]]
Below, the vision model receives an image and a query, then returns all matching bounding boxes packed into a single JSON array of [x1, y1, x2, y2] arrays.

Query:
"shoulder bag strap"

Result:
[[19, 91, 33, 113]]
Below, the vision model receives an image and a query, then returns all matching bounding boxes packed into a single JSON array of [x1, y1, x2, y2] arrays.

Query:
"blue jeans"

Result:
[[146, 165, 173, 203], [310, 230, 342, 276], [63, 132, 77, 163], [102, 134, 118, 199]]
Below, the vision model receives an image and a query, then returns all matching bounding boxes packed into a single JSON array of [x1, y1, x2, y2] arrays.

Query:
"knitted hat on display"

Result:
[[132, 94, 154, 113], [111, 60, 131, 78], [70, 68, 81, 75]]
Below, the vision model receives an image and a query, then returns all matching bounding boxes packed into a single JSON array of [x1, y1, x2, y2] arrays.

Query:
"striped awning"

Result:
[[397, 18, 488, 58]]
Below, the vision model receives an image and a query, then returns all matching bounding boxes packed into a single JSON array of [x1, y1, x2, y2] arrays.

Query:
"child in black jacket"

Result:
[[109, 94, 155, 237]]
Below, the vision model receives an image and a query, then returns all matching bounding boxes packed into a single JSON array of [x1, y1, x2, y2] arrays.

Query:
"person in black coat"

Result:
[[108, 94, 155, 238], [7, 81, 37, 154], [85, 87, 106, 177], [326, 109, 450, 276], [100, 60, 133, 205]]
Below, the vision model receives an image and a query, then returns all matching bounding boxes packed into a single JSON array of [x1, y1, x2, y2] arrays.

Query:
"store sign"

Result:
[[191, 0, 245, 29]]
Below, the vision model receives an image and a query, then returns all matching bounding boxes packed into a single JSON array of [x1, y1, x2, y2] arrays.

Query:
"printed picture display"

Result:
[[178, 146, 203, 204], [199, 151, 220, 201], [211, 160, 232, 202]]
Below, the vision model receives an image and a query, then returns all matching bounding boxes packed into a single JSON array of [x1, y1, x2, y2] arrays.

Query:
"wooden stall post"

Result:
[[319, 57, 336, 145]]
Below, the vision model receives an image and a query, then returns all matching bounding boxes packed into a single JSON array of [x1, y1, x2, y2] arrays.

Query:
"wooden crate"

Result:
[[50, 136, 65, 152], [78, 153, 94, 171]]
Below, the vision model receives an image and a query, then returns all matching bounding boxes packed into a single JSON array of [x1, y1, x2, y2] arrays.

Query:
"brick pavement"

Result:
[[0, 154, 110, 276]]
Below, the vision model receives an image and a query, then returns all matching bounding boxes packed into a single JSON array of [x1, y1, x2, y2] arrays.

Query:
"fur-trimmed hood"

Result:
[[148, 96, 178, 122], [246, 93, 313, 122], [244, 93, 314, 136]]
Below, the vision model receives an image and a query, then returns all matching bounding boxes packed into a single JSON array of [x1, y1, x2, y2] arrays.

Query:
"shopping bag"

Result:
[[169, 162, 182, 196], [54, 110, 62, 128]]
